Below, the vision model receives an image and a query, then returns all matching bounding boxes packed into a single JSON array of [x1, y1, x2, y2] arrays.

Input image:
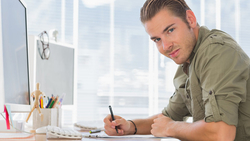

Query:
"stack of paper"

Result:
[[74, 120, 104, 131]]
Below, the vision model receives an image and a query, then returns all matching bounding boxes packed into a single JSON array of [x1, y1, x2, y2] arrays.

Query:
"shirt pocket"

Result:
[[202, 89, 222, 122]]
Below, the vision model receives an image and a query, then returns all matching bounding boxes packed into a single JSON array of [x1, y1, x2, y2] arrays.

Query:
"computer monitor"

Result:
[[0, 0, 30, 113]]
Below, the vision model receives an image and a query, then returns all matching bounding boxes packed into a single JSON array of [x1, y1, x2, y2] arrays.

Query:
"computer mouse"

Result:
[[36, 126, 47, 134]]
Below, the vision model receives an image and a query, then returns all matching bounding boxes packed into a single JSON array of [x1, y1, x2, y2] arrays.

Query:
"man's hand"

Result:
[[151, 114, 174, 137], [151, 114, 236, 140], [103, 114, 132, 136]]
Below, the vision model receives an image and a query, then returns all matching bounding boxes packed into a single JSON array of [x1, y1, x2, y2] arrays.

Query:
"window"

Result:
[[25, 0, 250, 125]]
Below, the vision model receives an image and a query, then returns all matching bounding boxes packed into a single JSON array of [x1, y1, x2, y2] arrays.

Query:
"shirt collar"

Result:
[[191, 26, 210, 60], [182, 26, 210, 74]]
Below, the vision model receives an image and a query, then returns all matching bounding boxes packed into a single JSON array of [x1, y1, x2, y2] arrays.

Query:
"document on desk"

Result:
[[83, 131, 179, 140]]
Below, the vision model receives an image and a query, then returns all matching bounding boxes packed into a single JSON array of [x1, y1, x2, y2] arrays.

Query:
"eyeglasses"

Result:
[[37, 31, 50, 60]]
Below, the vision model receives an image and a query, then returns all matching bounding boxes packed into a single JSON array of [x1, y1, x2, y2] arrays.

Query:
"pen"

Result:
[[109, 105, 118, 133], [89, 129, 101, 134], [46, 97, 52, 108], [57, 93, 66, 108]]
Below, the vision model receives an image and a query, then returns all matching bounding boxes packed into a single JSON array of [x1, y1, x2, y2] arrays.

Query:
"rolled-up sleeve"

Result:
[[195, 41, 250, 126], [162, 90, 191, 121]]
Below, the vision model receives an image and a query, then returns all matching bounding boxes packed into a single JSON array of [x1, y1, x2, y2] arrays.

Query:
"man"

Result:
[[103, 0, 250, 140]]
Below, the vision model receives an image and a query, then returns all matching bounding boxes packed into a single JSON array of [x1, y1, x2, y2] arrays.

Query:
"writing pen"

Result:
[[89, 129, 101, 134], [109, 105, 118, 133]]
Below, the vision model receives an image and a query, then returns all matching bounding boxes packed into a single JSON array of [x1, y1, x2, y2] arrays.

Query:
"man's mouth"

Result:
[[169, 49, 180, 58]]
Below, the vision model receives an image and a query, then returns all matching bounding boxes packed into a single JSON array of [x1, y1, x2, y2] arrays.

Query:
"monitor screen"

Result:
[[0, 0, 30, 113]]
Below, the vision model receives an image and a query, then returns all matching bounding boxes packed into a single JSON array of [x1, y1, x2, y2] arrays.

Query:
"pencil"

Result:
[[41, 96, 43, 108], [49, 97, 55, 108], [52, 96, 59, 108]]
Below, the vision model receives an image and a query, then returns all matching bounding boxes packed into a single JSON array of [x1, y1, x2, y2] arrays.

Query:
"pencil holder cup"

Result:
[[33, 108, 62, 129]]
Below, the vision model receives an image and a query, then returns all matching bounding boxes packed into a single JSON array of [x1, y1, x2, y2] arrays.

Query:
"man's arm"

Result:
[[151, 114, 236, 141], [104, 114, 160, 135], [127, 114, 160, 135]]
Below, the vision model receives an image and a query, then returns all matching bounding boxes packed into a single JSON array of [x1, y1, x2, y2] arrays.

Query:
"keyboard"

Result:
[[46, 125, 82, 139]]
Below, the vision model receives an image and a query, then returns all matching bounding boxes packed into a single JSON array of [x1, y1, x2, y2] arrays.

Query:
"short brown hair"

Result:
[[140, 0, 191, 24]]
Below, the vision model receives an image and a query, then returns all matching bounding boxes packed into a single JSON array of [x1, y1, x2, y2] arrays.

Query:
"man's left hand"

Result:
[[151, 114, 174, 137]]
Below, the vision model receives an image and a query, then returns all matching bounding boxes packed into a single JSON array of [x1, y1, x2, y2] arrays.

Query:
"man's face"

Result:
[[144, 9, 196, 64]]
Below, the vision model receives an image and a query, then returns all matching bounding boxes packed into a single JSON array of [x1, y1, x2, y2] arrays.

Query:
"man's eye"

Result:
[[154, 38, 161, 43], [168, 28, 174, 33]]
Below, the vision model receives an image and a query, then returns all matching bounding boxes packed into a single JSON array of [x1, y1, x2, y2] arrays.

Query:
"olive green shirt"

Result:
[[162, 26, 250, 140]]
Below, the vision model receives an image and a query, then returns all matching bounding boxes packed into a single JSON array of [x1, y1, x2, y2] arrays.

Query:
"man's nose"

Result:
[[162, 39, 172, 51]]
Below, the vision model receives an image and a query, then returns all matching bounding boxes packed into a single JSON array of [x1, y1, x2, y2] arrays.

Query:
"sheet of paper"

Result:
[[83, 131, 179, 140], [74, 120, 104, 131]]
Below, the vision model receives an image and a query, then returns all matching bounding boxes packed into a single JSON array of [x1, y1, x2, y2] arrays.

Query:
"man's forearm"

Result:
[[168, 120, 236, 141], [129, 114, 159, 135]]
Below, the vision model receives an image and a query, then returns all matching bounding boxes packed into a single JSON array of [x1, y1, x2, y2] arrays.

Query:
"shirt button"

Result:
[[209, 91, 212, 95]]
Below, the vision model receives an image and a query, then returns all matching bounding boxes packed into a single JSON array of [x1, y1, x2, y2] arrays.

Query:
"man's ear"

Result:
[[186, 10, 197, 28]]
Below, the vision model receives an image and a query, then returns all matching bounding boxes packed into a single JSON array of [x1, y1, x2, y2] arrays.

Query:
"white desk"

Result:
[[0, 133, 180, 141]]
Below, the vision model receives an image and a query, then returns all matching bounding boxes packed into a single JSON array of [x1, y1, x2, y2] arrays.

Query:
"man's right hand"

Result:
[[103, 114, 134, 136]]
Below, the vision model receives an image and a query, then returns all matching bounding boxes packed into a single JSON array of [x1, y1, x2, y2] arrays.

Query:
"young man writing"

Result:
[[103, 0, 250, 140]]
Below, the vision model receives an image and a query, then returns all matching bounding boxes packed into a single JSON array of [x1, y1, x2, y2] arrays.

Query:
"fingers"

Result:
[[103, 114, 112, 123], [103, 115, 122, 126], [104, 123, 125, 136], [153, 114, 166, 122], [104, 128, 124, 136], [103, 114, 125, 136], [112, 118, 124, 126], [157, 113, 164, 117]]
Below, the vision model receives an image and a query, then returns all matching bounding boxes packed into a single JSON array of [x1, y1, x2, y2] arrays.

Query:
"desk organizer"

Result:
[[33, 108, 62, 129]]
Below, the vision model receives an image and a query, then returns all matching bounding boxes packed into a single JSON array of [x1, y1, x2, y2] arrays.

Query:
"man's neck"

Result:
[[193, 25, 200, 41]]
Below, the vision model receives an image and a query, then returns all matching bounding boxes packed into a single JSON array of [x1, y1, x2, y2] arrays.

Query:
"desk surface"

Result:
[[0, 133, 180, 141]]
